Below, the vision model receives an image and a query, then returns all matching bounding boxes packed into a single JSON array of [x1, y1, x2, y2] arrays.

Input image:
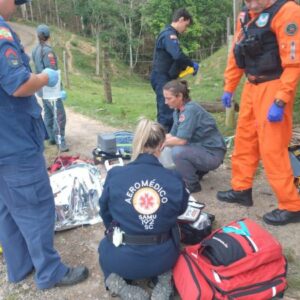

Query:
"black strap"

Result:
[[123, 232, 170, 245], [246, 73, 280, 84], [92, 148, 122, 160]]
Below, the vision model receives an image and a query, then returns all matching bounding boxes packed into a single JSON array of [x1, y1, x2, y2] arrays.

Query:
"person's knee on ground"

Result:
[[151, 270, 173, 300], [171, 146, 200, 193], [106, 273, 150, 300]]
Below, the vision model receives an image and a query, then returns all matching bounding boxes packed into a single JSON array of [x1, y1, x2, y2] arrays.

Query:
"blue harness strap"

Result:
[[222, 221, 250, 237]]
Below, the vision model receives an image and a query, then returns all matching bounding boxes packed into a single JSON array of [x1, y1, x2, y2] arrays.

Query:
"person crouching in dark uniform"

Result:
[[98, 118, 189, 300]]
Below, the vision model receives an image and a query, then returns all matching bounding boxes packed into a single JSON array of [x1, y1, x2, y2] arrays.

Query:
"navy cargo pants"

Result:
[[0, 154, 68, 289], [150, 72, 173, 132]]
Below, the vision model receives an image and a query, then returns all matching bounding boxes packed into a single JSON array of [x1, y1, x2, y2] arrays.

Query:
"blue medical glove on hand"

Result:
[[42, 68, 58, 87], [60, 90, 67, 100], [267, 103, 284, 122], [192, 62, 199, 76], [221, 91, 233, 108]]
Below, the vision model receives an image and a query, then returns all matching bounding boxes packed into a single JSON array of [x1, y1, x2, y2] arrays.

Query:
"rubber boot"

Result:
[[151, 271, 173, 300], [106, 273, 150, 300]]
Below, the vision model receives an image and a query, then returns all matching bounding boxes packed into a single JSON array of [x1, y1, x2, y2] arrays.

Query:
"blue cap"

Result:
[[37, 24, 50, 37], [15, 0, 31, 5]]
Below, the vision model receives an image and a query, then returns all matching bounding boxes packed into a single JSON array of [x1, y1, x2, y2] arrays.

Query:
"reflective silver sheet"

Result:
[[50, 163, 103, 231]]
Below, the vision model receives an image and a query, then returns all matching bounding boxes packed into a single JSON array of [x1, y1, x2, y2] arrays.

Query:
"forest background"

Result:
[[14, 0, 300, 132]]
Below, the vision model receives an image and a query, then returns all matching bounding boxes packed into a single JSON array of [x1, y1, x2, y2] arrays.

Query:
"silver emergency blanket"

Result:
[[50, 163, 103, 231]]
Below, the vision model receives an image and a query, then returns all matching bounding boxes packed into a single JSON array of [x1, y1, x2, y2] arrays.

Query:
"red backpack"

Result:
[[173, 218, 287, 300]]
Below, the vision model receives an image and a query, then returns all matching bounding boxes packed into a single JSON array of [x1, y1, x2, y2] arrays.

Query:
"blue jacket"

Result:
[[98, 153, 189, 279], [100, 153, 188, 233], [0, 17, 46, 165], [152, 25, 193, 79]]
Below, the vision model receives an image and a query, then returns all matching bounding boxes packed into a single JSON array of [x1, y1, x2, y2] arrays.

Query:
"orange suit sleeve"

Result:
[[223, 15, 245, 93], [271, 1, 300, 103]]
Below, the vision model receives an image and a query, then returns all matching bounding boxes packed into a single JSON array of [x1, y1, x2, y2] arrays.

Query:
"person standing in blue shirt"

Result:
[[0, 0, 88, 289], [151, 8, 199, 133], [163, 80, 226, 193], [98, 118, 189, 300], [32, 24, 69, 152]]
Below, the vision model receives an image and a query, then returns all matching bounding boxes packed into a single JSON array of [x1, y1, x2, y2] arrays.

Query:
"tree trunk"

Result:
[[197, 101, 239, 113], [102, 46, 112, 104], [48, 0, 52, 24], [29, 2, 34, 22], [37, 0, 42, 21], [20, 4, 28, 20], [54, 0, 60, 28], [96, 34, 100, 76]]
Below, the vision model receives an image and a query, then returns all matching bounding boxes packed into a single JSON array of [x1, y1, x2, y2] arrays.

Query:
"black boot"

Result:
[[216, 188, 253, 207], [55, 266, 89, 287], [196, 170, 208, 181], [263, 209, 300, 226], [186, 182, 201, 193]]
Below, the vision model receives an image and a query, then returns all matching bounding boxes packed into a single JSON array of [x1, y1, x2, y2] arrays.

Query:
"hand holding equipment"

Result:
[[60, 90, 67, 101], [42, 68, 58, 87], [192, 61, 199, 76], [221, 91, 233, 108]]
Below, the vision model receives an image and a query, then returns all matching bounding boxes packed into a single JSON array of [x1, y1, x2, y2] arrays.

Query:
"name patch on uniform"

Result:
[[170, 35, 178, 40], [48, 52, 56, 66], [285, 23, 298, 36], [5, 48, 20, 67], [179, 113, 185, 123], [0, 27, 13, 41], [256, 13, 269, 28]]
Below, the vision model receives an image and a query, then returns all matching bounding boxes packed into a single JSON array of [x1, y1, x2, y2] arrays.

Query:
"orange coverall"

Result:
[[224, 0, 300, 211]]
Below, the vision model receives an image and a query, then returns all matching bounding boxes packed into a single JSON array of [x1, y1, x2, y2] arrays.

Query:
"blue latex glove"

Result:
[[192, 61, 199, 76], [221, 91, 233, 108], [60, 90, 67, 100], [42, 68, 58, 87], [267, 103, 284, 122]]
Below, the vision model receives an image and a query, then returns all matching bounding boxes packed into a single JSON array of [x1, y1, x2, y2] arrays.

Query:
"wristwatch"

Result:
[[274, 99, 286, 108]]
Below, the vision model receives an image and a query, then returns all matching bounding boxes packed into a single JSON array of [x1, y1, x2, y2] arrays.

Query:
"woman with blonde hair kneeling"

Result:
[[98, 118, 189, 300]]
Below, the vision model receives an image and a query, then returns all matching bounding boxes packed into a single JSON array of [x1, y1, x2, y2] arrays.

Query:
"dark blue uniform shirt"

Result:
[[98, 153, 189, 279], [0, 17, 46, 165], [152, 25, 193, 79]]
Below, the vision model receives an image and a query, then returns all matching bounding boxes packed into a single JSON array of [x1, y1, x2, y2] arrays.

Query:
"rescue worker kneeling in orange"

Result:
[[217, 0, 300, 225]]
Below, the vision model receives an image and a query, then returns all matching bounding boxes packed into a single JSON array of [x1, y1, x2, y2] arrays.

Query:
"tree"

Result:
[[75, 0, 120, 103]]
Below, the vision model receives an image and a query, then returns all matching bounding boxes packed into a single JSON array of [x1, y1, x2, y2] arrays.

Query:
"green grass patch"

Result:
[[72, 49, 96, 74]]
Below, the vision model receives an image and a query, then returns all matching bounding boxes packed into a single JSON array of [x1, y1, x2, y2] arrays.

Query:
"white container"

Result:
[[159, 147, 176, 169], [42, 70, 61, 100]]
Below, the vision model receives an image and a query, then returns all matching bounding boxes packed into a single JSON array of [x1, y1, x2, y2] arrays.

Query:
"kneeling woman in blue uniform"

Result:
[[163, 80, 226, 193], [98, 118, 189, 300]]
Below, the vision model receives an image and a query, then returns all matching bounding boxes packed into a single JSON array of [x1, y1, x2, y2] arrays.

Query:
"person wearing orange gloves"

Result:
[[217, 0, 300, 226]]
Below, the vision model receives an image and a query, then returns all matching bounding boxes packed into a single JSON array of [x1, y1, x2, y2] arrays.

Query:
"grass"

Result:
[[57, 39, 240, 134]]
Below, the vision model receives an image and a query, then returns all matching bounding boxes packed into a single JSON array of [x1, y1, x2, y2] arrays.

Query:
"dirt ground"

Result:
[[0, 23, 299, 300]]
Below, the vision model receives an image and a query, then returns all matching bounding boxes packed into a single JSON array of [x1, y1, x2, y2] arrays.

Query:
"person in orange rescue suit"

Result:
[[98, 118, 189, 300], [217, 0, 300, 226]]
